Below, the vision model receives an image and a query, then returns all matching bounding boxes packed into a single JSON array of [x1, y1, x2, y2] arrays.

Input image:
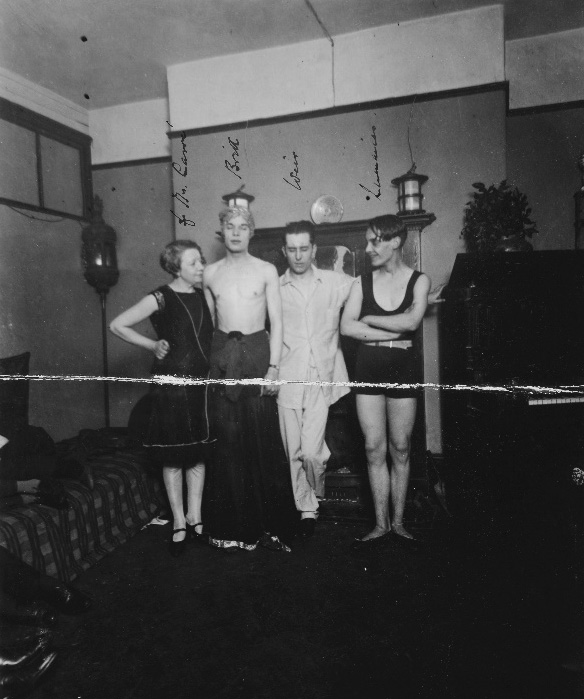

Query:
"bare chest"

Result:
[[372, 275, 410, 311], [213, 267, 265, 305]]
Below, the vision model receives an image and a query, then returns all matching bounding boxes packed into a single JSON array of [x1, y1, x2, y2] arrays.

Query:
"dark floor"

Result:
[[24, 508, 584, 699]]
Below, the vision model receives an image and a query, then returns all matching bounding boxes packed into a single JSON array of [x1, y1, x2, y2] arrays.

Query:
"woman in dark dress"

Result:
[[341, 215, 430, 547], [110, 240, 214, 557]]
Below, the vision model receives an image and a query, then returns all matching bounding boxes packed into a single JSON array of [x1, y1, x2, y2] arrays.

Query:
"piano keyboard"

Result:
[[528, 395, 584, 406]]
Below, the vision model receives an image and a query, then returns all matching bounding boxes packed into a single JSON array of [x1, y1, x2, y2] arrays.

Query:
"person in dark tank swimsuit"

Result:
[[341, 215, 430, 547]]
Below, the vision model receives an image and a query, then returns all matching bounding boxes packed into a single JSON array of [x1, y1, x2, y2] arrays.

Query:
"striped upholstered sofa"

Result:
[[0, 353, 164, 581], [0, 448, 164, 582]]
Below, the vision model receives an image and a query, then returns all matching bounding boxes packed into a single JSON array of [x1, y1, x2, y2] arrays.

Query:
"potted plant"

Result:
[[461, 180, 538, 252]]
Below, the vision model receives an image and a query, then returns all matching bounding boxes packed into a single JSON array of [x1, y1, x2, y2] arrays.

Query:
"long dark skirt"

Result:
[[129, 382, 213, 465], [205, 331, 297, 549]]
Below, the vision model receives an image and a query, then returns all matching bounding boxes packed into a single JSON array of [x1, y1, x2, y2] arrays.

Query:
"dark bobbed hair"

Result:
[[282, 220, 316, 246], [160, 239, 204, 277], [369, 214, 408, 249]]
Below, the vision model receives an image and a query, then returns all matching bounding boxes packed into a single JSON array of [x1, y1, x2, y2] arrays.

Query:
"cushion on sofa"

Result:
[[0, 449, 164, 581], [0, 352, 30, 439]]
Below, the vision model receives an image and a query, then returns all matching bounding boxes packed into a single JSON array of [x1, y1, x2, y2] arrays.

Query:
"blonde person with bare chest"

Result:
[[203, 206, 296, 551]]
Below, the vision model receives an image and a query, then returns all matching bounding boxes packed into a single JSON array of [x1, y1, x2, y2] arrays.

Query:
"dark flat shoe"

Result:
[[351, 532, 391, 550], [298, 518, 316, 541], [169, 528, 187, 558]]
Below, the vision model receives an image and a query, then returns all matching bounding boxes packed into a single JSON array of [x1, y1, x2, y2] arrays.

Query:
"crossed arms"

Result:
[[340, 274, 430, 342]]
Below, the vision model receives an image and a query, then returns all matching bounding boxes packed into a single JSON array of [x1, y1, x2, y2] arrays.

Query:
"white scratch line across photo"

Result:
[[1, 374, 583, 395]]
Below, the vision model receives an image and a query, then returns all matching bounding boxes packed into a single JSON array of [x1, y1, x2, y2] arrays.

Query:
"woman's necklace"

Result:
[[168, 287, 208, 363]]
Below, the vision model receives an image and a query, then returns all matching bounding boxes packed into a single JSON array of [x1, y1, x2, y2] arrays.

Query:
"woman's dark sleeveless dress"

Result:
[[354, 270, 422, 398], [129, 285, 215, 463]]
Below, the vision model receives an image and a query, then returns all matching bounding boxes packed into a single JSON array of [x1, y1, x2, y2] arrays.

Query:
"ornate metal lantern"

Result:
[[81, 196, 119, 294], [81, 195, 119, 427], [391, 168, 429, 214]]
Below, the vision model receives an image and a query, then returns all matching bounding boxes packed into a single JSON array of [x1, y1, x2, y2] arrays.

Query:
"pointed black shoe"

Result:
[[186, 522, 208, 545], [169, 528, 188, 557], [298, 518, 316, 541]]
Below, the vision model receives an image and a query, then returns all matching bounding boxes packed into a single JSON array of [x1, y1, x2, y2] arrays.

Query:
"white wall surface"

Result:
[[507, 28, 584, 110], [167, 5, 505, 133], [89, 98, 170, 165], [334, 6, 504, 107]]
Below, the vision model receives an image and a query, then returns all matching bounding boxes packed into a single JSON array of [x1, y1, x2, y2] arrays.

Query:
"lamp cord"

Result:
[[407, 95, 418, 173], [303, 0, 335, 105]]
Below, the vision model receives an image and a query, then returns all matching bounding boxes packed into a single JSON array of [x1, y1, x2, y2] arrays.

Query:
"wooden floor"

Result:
[[25, 511, 584, 699]]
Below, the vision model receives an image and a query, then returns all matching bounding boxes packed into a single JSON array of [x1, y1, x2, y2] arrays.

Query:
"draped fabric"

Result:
[[205, 330, 297, 549]]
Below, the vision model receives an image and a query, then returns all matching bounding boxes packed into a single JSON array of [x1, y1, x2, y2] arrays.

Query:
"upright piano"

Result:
[[440, 250, 584, 527]]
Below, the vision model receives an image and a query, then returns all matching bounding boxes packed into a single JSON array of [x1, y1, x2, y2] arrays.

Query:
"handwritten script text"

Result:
[[168, 122, 195, 226], [359, 126, 381, 200]]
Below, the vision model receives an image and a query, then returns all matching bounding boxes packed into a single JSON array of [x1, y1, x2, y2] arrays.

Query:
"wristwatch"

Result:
[[268, 364, 279, 370]]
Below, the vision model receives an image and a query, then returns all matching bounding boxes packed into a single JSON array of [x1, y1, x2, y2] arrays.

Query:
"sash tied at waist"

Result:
[[209, 329, 270, 402]]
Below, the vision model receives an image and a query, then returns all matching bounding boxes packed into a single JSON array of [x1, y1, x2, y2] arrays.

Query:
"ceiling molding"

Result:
[[0, 66, 89, 134]]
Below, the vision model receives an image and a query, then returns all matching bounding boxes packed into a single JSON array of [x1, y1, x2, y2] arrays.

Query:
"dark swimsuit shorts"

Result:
[[353, 344, 421, 398]]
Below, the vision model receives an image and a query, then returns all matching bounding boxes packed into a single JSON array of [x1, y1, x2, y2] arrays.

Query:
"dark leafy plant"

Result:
[[461, 180, 538, 252]]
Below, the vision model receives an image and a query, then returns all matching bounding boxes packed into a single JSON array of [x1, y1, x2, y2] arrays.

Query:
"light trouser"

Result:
[[278, 370, 331, 518]]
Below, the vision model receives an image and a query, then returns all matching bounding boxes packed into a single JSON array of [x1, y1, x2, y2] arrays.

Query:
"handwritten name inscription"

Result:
[[359, 125, 381, 201], [168, 121, 195, 227], [224, 137, 242, 180], [283, 151, 301, 190]]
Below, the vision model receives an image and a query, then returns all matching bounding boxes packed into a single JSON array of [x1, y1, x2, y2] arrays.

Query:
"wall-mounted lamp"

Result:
[[391, 96, 430, 215], [391, 168, 429, 214], [222, 185, 255, 210], [81, 195, 119, 428], [81, 196, 119, 293]]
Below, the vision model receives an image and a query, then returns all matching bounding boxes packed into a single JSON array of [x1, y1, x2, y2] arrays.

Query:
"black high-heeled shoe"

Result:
[[186, 522, 208, 545], [168, 528, 187, 558]]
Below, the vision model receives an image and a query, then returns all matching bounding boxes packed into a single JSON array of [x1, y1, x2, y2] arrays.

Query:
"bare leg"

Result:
[[163, 465, 186, 542], [356, 394, 390, 541], [387, 396, 417, 538], [185, 462, 205, 535]]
